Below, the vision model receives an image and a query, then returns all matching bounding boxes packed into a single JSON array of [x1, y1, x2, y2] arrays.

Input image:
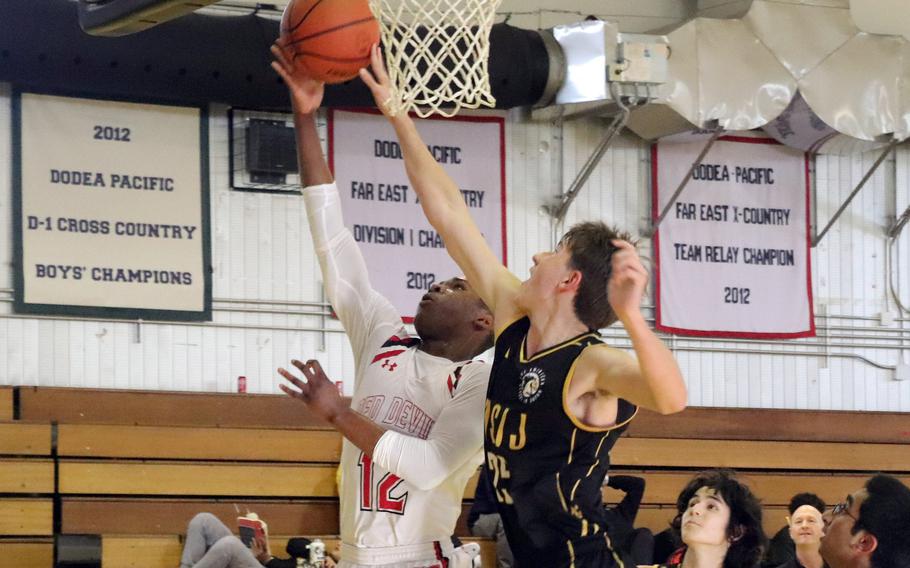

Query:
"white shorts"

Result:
[[339, 541, 481, 568]]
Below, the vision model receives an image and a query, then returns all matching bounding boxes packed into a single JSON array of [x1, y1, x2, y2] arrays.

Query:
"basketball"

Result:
[[279, 0, 380, 84]]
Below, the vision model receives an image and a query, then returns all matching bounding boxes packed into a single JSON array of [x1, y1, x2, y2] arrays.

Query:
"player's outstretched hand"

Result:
[[271, 42, 325, 114], [278, 359, 346, 424], [359, 44, 395, 117], [607, 239, 648, 323]]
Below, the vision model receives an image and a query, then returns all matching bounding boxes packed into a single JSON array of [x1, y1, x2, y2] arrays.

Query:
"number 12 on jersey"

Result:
[[358, 453, 409, 514]]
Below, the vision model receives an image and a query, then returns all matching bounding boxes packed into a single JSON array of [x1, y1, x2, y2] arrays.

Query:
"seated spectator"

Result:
[[775, 501, 825, 568], [602, 474, 653, 565], [644, 469, 767, 568], [467, 468, 513, 568], [651, 527, 679, 566], [179, 512, 337, 568], [819, 474, 910, 568], [764, 493, 826, 567]]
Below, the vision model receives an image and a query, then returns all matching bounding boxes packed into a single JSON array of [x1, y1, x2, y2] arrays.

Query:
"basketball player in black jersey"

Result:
[[362, 46, 687, 568]]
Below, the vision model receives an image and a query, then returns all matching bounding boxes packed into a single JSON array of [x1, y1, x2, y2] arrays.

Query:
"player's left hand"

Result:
[[359, 44, 395, 117], [607, 239, 648, 322], [279, 359, 346, 424]]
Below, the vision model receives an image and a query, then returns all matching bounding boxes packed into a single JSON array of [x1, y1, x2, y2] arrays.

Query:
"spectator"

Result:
[[602, 474, 652, 564], [651, 527, 679, 566], [775, 501, 825, 568], [764, 493, 826, 567], [645, 469, 767, 568], [819, 475, 910, 568], [179, 512, 337, 568]]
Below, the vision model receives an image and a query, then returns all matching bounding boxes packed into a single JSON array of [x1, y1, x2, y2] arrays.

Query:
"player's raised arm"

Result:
[[271, 44, 331, 186], [359, 45, 522, 322], [272, 43, 390, 361], [589, 240, 686, 415]]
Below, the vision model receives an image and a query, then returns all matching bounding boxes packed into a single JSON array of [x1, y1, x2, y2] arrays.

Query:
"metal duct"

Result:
[[850, 0, 910, 39], [626, 0, 910, 151], [761, 92, 888, 154], [659, 17, 797, 132], [799, 32, 910, 140], [0, 0, 556, 112]]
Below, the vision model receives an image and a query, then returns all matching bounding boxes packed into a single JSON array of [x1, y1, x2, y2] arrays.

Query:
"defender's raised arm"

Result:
[[360, 45, 522, 324]]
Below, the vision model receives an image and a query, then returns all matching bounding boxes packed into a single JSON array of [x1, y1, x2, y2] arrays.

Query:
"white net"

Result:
[[368, 0, 502, 118]]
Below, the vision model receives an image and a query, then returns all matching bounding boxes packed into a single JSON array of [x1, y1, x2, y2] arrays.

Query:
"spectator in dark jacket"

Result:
[[603, 474, 652, 564], [764, 493, 826, 568]]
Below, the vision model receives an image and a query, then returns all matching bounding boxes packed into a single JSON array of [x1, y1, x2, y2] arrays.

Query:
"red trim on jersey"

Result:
[[371, 349, 406, 364], [433, 541, 449, 568], [446, 365, 465, 398]]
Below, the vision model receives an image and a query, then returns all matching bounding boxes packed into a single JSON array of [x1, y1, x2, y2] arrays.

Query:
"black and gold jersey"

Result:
[[484, 317, 638, 567]]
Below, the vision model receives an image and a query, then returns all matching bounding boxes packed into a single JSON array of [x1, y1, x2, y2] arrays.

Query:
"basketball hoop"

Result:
[[368, 0, 502, 118]]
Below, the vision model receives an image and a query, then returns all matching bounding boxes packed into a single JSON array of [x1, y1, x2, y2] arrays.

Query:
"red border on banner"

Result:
[[652, 136, 815, 339], [327, 108, 508, 324]]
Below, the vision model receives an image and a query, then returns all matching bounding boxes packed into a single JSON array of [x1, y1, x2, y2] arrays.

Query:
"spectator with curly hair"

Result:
[[644, 469, 768, 568]]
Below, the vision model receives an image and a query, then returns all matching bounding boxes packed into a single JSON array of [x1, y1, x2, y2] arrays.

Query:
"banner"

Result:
[[653, 136, 814, 338], [329, 109, 506, 321], [13, 92, 211, 320]]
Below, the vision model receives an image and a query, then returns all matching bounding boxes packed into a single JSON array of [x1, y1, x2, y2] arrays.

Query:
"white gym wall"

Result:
[[0, 1, 908, 410]]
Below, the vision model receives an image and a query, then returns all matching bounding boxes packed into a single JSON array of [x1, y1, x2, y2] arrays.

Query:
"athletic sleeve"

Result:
[[370, 362, 490, 490], [607, 475, 645, 523], [303, 182, 402, 365]]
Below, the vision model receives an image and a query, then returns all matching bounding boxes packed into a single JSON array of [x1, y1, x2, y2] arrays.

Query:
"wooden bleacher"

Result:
[[0, 388, 55, 566], [2, 385, 909, 567], [605, 406, 910, 534]]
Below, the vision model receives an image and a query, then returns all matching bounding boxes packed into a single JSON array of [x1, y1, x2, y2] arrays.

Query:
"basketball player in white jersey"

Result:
[[271, 44, 493, 568]]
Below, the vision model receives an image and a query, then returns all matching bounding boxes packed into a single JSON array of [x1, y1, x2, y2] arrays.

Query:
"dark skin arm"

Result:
[[279, 360, 385, 457], [271, 47, 385, 457], [270, 43, 333, 187]]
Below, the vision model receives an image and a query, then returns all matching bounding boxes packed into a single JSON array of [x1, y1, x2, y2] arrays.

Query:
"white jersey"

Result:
[[303, 183, 490, 558], [340, 315, 488, 548]]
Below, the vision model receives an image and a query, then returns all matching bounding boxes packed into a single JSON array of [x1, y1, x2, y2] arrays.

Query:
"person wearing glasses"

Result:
[[642, 469, 767, 568], [819, 475, 910, 568]]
